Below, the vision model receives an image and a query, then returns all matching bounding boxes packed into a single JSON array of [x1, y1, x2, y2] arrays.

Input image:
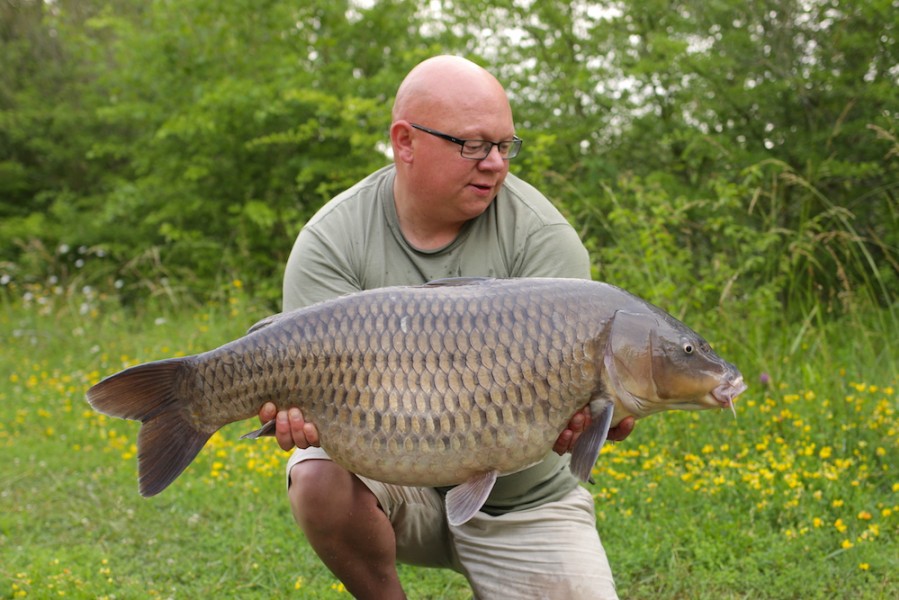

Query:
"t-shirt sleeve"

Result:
[[282, 166, 394, 312], [513, 222, 592, 280], [499, 173, 593, 281]]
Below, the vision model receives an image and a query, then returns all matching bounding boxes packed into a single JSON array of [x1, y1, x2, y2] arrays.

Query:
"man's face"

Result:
[[407, 97, 516, 226]]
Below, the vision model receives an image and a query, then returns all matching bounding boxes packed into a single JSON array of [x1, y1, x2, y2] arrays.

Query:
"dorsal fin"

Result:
[[246, 313, 282, 335], [421, 277, 495, 288]]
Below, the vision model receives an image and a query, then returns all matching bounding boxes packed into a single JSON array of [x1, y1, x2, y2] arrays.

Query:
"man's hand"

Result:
[[258, 402, 321, 452], [607, 416, 635, 442], [552, 408, 635, 455]]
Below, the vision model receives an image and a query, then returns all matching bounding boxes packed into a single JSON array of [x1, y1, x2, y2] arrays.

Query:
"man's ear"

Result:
[[390, 121, 415, 164]]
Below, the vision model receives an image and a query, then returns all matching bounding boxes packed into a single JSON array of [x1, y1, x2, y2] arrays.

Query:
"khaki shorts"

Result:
[[287, 448, 618, 600]]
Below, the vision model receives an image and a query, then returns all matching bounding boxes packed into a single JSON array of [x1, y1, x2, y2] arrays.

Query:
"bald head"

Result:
[[392, 56, 513, 128], [388, 56, 516, 249]]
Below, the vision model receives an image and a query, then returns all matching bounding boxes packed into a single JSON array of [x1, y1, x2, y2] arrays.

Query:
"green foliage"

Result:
[[1, 0, 897, 316], [455, 0, 899, 322], [2, 0, 462, 305]]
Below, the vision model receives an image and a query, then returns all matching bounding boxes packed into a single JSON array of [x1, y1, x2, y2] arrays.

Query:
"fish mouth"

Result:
[[711, 376, 748, 416]]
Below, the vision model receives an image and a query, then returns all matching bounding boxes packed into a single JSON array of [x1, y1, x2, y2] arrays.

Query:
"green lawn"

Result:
[[2, 294, 896, 598]]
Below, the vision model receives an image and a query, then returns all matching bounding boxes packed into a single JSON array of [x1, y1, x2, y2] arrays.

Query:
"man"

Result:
[[258, 55, 635, 599]]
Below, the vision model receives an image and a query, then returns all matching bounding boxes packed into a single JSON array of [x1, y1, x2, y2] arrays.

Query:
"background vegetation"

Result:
[[2, 0, 897, 597]]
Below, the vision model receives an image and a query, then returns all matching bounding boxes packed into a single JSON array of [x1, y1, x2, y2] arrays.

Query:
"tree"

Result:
[[2, 0, 895, 316]]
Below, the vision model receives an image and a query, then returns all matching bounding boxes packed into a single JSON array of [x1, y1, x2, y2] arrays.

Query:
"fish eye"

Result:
[[683, 342, 694, 354]]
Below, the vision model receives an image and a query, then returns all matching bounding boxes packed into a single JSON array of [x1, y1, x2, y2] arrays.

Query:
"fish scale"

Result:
[[87, 277, 747, 525], [193, 280, 592, 484]]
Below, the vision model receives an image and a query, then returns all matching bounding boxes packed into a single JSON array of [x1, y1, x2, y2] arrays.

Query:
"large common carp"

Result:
[[87, 277, 746, 525]]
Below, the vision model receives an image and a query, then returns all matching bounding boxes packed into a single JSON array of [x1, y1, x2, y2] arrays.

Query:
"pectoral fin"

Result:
[[240, 419, 276, 439], [445, 470, 499, 526], [569, 402, 614, 481]]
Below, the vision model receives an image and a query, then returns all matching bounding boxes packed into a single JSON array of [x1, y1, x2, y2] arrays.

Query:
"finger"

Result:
[[552, 429, 573, 455], [567, 411, 586, 433], [275, 409, 297, 452], [259, 401, 277, 424], [303, 421, 320, 447], [580, 408, 592, 432], [288, 408, 310, 449], [607, 416, 636, 442]]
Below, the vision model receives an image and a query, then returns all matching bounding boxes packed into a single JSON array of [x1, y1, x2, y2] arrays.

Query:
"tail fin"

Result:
[[86, 358, 213, 496]]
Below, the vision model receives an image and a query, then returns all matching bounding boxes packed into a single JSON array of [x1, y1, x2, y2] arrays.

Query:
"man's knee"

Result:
[[290, 459, 344, 497], [287, 460, 376, 530]]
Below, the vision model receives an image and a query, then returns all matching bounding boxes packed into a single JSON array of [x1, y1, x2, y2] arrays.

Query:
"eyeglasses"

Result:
[[410, 123, 523, 160]]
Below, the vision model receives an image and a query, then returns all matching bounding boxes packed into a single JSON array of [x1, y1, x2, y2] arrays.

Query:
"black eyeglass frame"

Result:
[[410, 123, 523, 160]]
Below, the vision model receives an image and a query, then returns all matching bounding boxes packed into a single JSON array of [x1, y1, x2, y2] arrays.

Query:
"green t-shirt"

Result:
[[283, 164, 592, 514]]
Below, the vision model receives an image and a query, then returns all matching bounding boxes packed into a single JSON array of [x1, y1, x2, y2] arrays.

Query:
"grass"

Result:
[[1, 283, 896, 599]]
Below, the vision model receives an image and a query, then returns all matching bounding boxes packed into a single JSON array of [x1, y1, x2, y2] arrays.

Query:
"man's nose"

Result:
[[478, 144, 506, 170]]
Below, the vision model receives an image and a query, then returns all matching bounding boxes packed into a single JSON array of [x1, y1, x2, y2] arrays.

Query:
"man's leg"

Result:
[[450, 486, 618, 600], [288, 459, 406, 600]]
